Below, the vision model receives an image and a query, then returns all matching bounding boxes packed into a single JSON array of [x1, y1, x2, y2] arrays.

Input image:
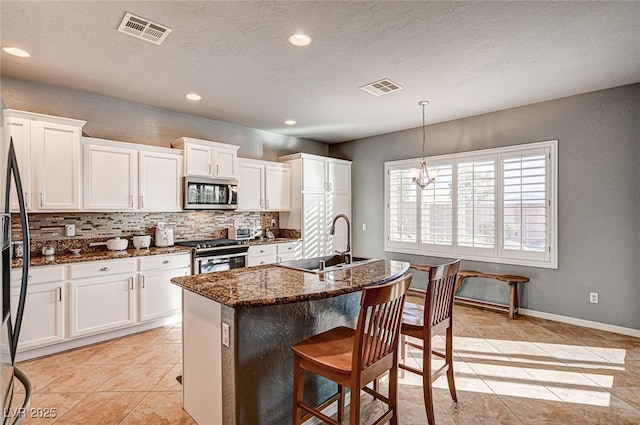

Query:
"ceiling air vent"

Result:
[[117, 12, 172, 45], [360, 78, 403, 96]]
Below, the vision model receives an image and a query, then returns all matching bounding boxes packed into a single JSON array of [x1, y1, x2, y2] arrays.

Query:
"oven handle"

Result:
[[196, 252, 248, 261], [228, 185, 233, 205]]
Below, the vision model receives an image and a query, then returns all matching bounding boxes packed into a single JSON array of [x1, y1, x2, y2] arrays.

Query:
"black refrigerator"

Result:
[[1, 136, 32, 423]]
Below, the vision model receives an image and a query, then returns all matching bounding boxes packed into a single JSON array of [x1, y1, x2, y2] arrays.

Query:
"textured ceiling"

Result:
[[1, 1, 639, 144]]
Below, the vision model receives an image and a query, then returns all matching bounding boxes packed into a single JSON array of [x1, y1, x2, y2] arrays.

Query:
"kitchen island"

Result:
[[171, 259, 409, 425]]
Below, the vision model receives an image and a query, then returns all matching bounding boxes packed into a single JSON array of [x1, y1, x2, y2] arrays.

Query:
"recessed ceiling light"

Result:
[[288, 33, 312, 47], [2, 47, 31, 58], [284, 120, 297, 126], [185, 93, 202, 101]]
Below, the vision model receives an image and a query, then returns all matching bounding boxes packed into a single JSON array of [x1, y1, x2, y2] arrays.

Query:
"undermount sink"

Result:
[[276, 255, 380, 274]]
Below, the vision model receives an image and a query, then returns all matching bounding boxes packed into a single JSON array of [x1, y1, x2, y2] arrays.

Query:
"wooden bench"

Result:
[[454, 271, 530, 319]]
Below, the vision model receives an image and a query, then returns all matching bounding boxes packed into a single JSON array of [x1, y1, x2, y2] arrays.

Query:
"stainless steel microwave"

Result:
[[184, 177, 238, 210]]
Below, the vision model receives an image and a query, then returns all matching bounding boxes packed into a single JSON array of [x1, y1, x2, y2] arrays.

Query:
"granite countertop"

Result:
[[11, 246, 192, 268], [171, 259, 409, 309]]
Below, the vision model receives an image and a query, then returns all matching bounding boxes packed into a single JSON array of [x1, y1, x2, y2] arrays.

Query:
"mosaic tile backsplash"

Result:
[[11, 211, 300, 254]]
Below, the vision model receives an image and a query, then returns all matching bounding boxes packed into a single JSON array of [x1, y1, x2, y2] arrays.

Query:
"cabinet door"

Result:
[[328, 161, 351, 194], [237, 161, 264, 211], [139, 151, 182, 211], [212, 147, 237, 178], [328, 193, 351, 254], [302, 193, 329, 258], [139, 267, 188, 322], [11, 282, 65, 351], [84, 144, 137, 210], [302, 157, 327, 192], [185, 143, 214, 177], [4, 117, 32, 211], [31, 121, 82, 210], [265, 165, 290, 211], [69, 274, 136, 337]]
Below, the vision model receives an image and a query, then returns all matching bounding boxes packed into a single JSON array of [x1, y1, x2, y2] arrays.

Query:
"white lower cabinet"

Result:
[[69, 271, 136, 338], [138, 254, 191, 322], [10, 266, 65, 351], [248, 241, 302, 266], [12, 253, 191, 356], [247, 244, 277, 267]]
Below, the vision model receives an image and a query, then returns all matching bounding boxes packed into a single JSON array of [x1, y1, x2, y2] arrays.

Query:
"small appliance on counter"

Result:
[[229, 227, 252, 240], [155, 222, 174, 247], [132, 233, 151, 249]]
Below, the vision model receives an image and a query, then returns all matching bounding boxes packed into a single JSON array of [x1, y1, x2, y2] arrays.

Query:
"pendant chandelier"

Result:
[[411, 100, 438, 189]]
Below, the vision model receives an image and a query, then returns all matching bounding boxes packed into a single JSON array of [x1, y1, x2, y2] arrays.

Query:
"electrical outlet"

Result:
[[271, 219, 277, 227], [362, 223, 367, 231], [233, 219, 240, 228], [222, 323, 230, 347], [589, 292, 598, 304], [65, 224, 75, 237]]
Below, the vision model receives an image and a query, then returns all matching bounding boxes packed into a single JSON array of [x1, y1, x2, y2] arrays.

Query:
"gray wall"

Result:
[[0, 77, 328, 160], [330, 84, 640, 330]]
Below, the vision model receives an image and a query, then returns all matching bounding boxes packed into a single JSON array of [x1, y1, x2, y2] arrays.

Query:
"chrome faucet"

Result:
[[329, 214, 351, 264]]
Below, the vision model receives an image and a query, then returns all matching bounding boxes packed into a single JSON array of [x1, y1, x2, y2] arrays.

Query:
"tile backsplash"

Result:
[[11, 211, 293, 252]]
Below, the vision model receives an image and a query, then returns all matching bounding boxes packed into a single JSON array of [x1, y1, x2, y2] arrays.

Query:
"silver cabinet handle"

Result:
[[260, 199, 264, 208], [129, 277, 134, 290], [100, 267, 109, 272], [163, 260, 170, 264], [129, 195, 134, 207], [140, 195, 144, 208], [27, 275, 32, 280], [24, 192, 29, 209], [216, 165, 220, 176], [288, 246, 292, 250], [141, 276, 145, 288], [40, 192, 44, 207], [57, 287, 62, 302], [259, 249, 265, 253], [266, 199, 269, 209]]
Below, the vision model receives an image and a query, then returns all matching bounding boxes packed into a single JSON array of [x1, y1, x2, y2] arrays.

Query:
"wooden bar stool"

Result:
[[399, 260, 460, 425], [292, 273, 413, 425]]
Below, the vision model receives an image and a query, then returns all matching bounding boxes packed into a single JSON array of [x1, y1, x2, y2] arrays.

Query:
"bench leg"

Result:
[[508, 282, 518, 319]]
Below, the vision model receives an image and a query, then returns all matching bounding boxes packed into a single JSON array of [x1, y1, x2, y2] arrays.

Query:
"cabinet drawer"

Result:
[[276, 242, 301, 254], [248, 244, 277, 256], [70, 258, 136, 279], [247, 254, 277, 267], [138, 254, 191, 271], [11, 265, 65, 285]]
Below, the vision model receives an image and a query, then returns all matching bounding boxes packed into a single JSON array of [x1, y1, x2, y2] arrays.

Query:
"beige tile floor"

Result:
[[12, 304, 640, 424]]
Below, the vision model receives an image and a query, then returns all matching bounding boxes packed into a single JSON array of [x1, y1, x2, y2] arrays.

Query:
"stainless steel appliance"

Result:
[[176, 239, 248, 274], [183, 177, 238, 210], [228, 227, 252, 241], [2, 138, 32, 424]]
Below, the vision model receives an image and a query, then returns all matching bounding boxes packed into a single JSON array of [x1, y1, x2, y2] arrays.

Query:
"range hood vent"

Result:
[[360, 78, 403, 96], [117, 12, 172, 45]]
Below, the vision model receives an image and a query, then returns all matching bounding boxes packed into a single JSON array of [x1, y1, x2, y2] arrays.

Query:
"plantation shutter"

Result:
[[420, 164, 453, 249], [501, 148, 549, 262], [387, 167, 418, 249]]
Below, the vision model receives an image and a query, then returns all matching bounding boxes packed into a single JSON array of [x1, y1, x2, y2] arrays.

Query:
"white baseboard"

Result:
[[519, 308, 640, 338]]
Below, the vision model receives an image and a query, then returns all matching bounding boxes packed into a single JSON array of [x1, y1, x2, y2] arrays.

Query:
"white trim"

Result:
[[519, 308, 640, 338]]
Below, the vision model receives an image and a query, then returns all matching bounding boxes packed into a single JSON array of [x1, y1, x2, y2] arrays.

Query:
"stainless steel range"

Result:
[[176, 238, 249, 274]]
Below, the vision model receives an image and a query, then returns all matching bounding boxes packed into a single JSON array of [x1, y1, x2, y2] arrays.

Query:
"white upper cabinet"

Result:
[[83, 137, 183, 211], [139, 150, 183, 211], [237, 160, 264, 210], [278, 153, 351, 258], [264, 164, 290, 211], [4, 109, 86, 211], [237, 158, 290, 211], [83, 140, 137, 210], [171, 137, 239, 179]]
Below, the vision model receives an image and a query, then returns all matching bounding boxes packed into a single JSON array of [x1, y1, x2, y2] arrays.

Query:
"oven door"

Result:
[[196, 252, 247, 274]]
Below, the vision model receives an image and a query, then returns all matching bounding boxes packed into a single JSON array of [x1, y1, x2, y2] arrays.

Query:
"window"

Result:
[[384, 140, 557, 268]]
